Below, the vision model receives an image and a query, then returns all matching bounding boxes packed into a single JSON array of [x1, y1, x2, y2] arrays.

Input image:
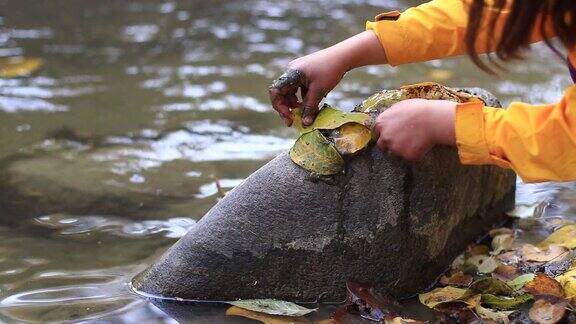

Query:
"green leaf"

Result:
[[470, 277, 514, 295], [292, 106, 369, 135], [359, 90, 403, 112], [228, 299, 316, 317], [481, 294, 533, 310], [507, 274, 536, 291], [289, 130, 344, 175]]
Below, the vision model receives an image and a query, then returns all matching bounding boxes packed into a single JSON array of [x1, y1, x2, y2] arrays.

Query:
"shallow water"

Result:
[[0, 0, 574, 322]]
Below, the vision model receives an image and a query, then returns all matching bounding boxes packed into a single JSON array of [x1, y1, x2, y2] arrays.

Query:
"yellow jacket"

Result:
[[366, 0, 576, 182]]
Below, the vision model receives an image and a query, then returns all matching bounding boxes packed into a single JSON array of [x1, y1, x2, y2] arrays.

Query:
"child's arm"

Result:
[[269, 31, 387, 126]]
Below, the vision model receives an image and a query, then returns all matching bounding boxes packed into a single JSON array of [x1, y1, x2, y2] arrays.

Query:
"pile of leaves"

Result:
[[224, 202, 576, 323], [288, 83, 483, 175]]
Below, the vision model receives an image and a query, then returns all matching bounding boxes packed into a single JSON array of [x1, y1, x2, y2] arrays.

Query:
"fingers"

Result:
[[301, 83, 326, 126], [268, 69, 306, 126]]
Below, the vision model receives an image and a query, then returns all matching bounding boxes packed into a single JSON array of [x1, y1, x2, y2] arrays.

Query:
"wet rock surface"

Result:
[[134, 144, 516, 302]]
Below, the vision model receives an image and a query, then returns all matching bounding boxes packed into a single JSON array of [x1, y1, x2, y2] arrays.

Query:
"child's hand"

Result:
[[268, 50, 348, 127], [269, 31, 388, 127], [374, 99, 457, 161]]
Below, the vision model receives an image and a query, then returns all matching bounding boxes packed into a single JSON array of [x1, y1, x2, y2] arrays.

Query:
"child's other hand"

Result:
[[374, 99, 457, 161], [268, 50, 348, 127]]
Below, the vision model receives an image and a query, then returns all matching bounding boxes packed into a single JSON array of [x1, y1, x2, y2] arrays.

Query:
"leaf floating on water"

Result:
[[225, 306, 310, 324], [506, 202, 547, 219], [475, 305, 514, 324], [521, 244, 568, 262], [507, 273, 536, 291], [332, 123, 372, 155], [523, 273, 564, 298], [470, 277, 514, 295], [467, 255, 500, 274], [538, 225, 576, 249], [0, 57, 44, 78], [228, 299, 316, 317], [418, 286, 469, 309], [528, 298, 567, 324], [289, 130, 344, 175], [440, 271, 473, 288], [345, 281, 406, 322], [481, 293, 533, 310]]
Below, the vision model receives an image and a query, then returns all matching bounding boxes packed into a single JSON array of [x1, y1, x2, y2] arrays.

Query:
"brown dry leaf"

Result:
[[467, 255, 500, 274], [492, 234, 514, 255], [538, 224, 576, 249], [490, 228, 514, 237], [440, 271, 473, 288], [418, 286, 469, 309], [528, 298, 567, 324], [475, 305, 514, 324], [226, 306, 309, 324], [384, 317, 425, 324], [492, 264, 520, 281], [524, 274, 564, 298], [520, 244, 568, 263], [468, 244, 490, 256]]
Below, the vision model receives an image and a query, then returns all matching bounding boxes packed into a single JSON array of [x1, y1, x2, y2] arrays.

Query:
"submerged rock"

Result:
[[134, 88, 516, 302]]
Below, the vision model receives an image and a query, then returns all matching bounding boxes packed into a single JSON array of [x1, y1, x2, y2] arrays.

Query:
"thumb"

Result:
[[301, 84, 326, 126]]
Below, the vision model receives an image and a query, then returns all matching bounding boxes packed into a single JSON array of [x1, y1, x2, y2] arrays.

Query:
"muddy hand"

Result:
[[268, 69, 307, 126]]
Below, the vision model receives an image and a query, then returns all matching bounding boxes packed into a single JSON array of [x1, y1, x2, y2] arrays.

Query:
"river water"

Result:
[[0, 0, 574, 323]]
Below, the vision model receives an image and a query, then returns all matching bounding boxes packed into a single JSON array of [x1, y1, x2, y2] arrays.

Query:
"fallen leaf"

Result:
[[440, 271, 473, 288], [507, 273, 536, 291], [289, 130, 344, 175], [360, 90, 403, 112], [524, 273, 564, 298], [492, 234, 515, 255], [418, 286, 469, 309], [470, 277, 514, 295], [475, 304, 514, 324], [384, 316, 425, 324], [467, 255, 500, 274], [520, 244, 568, 263], [538, 225, 576, 249], [0, 57, 44, 78], [345, 281, 406, 322], [555, 267, 576, 301], [226, 306, 309, 323], [506, 202, 547, 219], [492, 264, 520, 281], [228, 299, 316, 317], [451, 253, 466, 270], [490, 228, 514, 237], [497, 251, 521, 266], [331, 123, 371, 155], [481, 294, 533, 310], [468, 244, 490, 256], [528, 298, 567, 324]]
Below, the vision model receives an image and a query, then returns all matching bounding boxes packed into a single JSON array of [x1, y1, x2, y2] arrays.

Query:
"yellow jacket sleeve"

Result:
[[456, 85, 576, 183], [365, 0, 547, 65]]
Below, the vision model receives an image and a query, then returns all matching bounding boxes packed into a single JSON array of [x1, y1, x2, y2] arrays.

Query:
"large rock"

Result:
[[134, 141, 516, 302]]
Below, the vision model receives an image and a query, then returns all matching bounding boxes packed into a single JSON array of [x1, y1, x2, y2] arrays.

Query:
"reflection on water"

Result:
[[0, 0, 575, 322]]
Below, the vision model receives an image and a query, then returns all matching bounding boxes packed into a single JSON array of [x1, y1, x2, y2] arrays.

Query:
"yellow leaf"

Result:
[[290, 106, 369, 135], [556, 267, 576, 301], [289, 130, 344, 175], [226, 306, 309, 324], [492, 234, 514, 255], [332, 123, 371, 155], [538, 225, 576, 249], [418, 286, 469, 309], [0, 57, 44, 78], [467, 255, 499, 274]]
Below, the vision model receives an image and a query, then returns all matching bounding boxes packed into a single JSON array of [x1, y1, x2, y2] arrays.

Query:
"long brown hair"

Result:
[[466, 0, 576, 74]]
